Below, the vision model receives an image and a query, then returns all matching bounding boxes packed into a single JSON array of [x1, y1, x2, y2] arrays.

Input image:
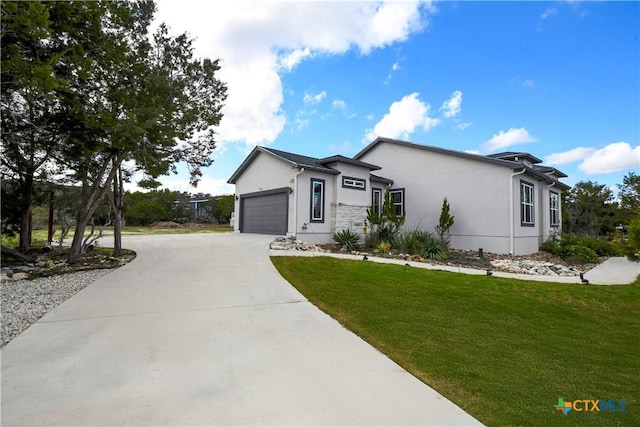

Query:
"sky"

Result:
[[136, 0, 640, 197]]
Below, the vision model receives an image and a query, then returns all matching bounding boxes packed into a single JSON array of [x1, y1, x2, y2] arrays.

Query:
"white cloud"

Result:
[[303, 91, 326, 104], [545, 147, 596, 166], [455, 122, 471, 131], [483, 127, 537, 152], [511, 77, 535, 88], [579, 142, 640, 174], [440, 90, 462, 118], [279, 48, 311, 71], [153, 0, 435, 150], [332, 99, 346, 109], [385, 62, 401, 83], [545, 142, 640, 175], [541, 7, 558, 20], [364, 92, 440, 142], [294, 114, 310, 131]]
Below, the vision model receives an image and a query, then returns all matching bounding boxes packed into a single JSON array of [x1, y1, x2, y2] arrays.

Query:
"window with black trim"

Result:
[[390, 189, 405, 217], [310, 178, 325, 222], [342, 176, 366, 190], [549, 191, 559, 227], [372, 188, 382, 216], [521, 181, 534, 226]]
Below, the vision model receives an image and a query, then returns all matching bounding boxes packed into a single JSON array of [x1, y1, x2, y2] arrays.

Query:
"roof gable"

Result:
[[228, 146, 379, 184], [487, 152, 543, 164], [319, 155, 381, 171]]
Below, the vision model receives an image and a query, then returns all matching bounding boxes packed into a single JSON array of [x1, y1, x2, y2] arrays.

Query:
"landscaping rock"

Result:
[[11, 272, 29, 281], [269, 236, 322, 251], [490, 259, 582, 276]]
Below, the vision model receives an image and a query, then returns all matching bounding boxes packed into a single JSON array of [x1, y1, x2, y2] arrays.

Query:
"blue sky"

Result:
[[143, 0, 639, 196]]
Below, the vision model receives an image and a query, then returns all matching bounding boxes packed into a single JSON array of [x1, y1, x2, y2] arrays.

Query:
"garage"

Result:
[[239, 188, 289, 235]]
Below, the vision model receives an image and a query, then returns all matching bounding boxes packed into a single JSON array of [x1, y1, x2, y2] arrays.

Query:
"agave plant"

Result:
[[332, 229, 360, 251]]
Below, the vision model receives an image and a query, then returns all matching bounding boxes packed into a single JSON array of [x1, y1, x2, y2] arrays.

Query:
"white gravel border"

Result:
[[1, 269, 114, 347]]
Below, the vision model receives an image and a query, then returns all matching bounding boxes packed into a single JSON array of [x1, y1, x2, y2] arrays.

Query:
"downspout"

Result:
[[509, 168, 526, 255], [293, 167, 305, 238]]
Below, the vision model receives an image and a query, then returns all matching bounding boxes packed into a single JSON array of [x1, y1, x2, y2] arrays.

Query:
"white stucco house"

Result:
[[227, 137, 569, 255]]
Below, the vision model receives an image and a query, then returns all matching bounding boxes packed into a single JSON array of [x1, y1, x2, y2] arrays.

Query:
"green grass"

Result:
[[120, 224, 233, 234], [1, 224, 233, 247], [271, 256, 640, 427]]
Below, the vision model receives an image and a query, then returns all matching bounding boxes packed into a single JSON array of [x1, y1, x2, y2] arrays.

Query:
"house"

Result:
[[227, 137, 569, 255]]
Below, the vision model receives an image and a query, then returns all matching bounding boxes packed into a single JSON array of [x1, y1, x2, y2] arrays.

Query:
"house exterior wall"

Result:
[[330, 162, 371, 238], [293, 169, 337, 243], [539, 184, 563, 243], [232, 153, 295, 233], [231, 153, 374, 243], [359, 142, 557, 255], [295, 163, 372, 243]]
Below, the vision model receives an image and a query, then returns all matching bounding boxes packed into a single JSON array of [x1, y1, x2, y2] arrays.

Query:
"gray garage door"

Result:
[[240, 188, 288, 235]]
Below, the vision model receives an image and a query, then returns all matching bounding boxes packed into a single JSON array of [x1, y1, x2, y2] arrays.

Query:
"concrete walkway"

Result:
[[271, 251, 640, 285], [1, 233, 482, 426], [583, 256, 640, 285]]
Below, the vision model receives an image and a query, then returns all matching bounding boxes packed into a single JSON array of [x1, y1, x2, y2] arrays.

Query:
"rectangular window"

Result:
[[390, 189, 405, 217], [372, 188, 382, 216], [342, 176, 366, 190], [550, 191, 559, 227], [310, 178, 325, 222], [521, 181, 534, 226]]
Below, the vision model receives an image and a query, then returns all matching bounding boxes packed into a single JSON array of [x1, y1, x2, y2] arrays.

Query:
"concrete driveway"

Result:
[[1, 233, 481, 426]]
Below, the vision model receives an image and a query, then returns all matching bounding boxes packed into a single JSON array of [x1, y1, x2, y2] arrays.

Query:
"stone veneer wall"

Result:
[[330, 203, 368, 234]]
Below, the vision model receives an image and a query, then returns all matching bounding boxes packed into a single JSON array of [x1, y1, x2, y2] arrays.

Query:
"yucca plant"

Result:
[[332, 228, 360, 251]]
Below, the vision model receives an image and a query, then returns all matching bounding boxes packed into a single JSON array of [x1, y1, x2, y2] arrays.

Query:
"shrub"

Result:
[[397, 229, 448, 260], [541, 233, 618, 261], [397, 229, 431, 255], [558, 245, 599, 264], [374, 241, 392, 253], [435, 197, 454, 246], [579, 236, 620, 257], [421, 235, 448, 260], [366, 189, 405, 248], [332, 229, 360, 251], [364, 231, 380, 250], [628, 216, 640, 260], [540, 233, 621, 258], [540, 232, 561, 255]]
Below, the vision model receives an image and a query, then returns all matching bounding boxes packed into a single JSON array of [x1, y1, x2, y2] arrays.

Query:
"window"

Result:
[[342, 176, 366, 190], [372, 188, 382, 216], [550, 191, 559, 227], [521, 181, 534, 226], [390, 189, 405, 217], [310, 178, 325, 222]]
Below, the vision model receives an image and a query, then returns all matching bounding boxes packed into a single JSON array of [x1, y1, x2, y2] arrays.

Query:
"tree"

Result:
[[206, 195, 235, 224], [617, 172, 640, 225], [124, 190, 184, 226], [435, 197, 455, 246], [563, 181, 617, 237], [1, 1, 68, 252], [59, 3, 227, 263]]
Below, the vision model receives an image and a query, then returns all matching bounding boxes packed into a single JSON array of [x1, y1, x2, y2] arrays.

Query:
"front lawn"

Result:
[[271, 256, 639, 427]]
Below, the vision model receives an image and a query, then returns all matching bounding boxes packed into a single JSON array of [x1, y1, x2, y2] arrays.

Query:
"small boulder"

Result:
[[11, 272, 29, 281]]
